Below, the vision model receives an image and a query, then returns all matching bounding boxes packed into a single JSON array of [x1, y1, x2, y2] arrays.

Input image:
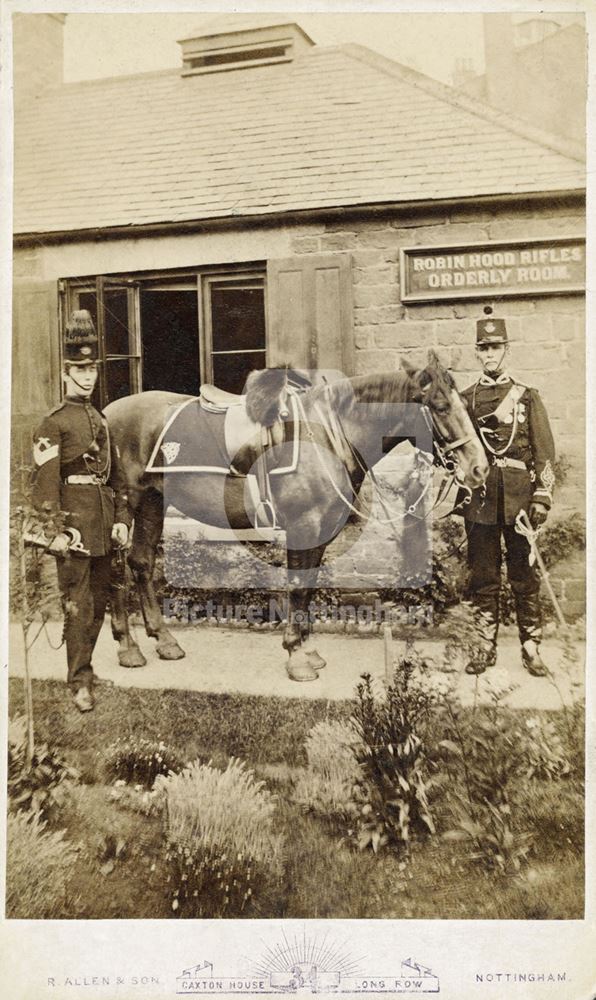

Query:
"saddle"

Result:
[[199, 383, 245, 412], [146, 384, 300, 532], [198, 383, 288, 487]]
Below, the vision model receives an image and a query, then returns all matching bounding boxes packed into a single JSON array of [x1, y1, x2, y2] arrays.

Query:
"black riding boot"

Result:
[[465, 599, 499, 675]]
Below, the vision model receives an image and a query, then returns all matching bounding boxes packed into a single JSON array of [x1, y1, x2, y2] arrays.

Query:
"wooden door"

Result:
[[11, 279, 60, 491], [266, 253, 354, 379]]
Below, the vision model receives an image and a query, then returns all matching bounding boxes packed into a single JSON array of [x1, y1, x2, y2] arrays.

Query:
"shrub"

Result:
[[395, 513, 586, 625], [158, 757, 284, 917], [102, 736, 184, 789], [10, 500, 64, 620], [108, 780, 166, 817], [8, 714, 79, 820], [523, 716, 571, 781], [440, 670, 535, 873], [351, 652, 438, 853], [6, 811, 76, 918], [293, 720, 364, 820]]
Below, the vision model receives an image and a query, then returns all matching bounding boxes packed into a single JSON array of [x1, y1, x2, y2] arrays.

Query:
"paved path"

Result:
[[8, 620, 583, 710]]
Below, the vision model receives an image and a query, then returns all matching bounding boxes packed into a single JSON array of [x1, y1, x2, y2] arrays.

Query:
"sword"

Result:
[[514, 509, 567, 627], [23, 526, 90, 556]]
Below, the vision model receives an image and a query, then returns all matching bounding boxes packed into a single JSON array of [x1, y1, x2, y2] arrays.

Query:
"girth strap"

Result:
[[253, 425, 278, 530]]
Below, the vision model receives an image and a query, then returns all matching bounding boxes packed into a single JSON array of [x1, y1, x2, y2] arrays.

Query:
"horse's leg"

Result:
[[284, 544, 327, 682], [110, 548, 147, 668], [128, 489, 185, 661]]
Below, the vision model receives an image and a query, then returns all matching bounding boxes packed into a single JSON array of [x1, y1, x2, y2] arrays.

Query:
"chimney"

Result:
[[178, 20, 314, 76], [13, 13, 66, 105], [483, 13, 516, 108]]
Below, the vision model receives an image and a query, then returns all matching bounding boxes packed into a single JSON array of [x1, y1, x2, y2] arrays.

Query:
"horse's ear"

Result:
[[401, 356, 418, 376], [426, 348, 442, 369]]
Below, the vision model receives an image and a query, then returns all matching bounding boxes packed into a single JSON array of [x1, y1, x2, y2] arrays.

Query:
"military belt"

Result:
[[64, 474, 108, 485], [491, 457, 526, 470]]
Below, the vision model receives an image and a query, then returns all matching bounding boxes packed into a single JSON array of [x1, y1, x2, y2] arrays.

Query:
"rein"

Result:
[[294, 384, 474, 528]]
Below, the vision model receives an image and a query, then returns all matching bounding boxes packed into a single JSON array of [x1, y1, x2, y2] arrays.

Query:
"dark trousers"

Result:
[[465, 520, 542, 647], [56, 554, 112, 691]]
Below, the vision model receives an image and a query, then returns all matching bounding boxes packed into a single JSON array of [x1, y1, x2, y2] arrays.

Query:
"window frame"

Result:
[[200, 270, 267, 388], [62, 263, 267, 407]]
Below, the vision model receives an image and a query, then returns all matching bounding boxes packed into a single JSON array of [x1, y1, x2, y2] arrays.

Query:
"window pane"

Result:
[[211, 284, 265, 352], [140, 289, 200, 395], [104, 288, 130, 356], [77, 291, 97, 328], [213, 350, 266, 394], [105, 359, 132, 403]]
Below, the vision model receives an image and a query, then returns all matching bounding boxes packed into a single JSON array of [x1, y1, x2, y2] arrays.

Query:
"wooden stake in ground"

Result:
[[383, 623, 393, 685], [15, 507, 35, 767]]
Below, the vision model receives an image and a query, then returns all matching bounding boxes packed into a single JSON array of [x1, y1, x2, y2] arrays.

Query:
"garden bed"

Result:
[[7, 676, 584, 921]]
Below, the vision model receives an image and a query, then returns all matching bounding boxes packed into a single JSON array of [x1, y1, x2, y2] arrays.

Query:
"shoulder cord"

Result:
[[472, 380, 519, 457]]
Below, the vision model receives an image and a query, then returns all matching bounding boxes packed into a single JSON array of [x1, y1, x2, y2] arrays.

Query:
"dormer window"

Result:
[[178, 21, 314, 76]]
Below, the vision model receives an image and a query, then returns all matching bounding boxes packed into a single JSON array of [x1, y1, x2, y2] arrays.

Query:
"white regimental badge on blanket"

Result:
[[161, 441, 180, 465]]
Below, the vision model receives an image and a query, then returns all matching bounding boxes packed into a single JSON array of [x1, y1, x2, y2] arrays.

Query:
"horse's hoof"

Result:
[[156, 640, 185, 660], [305, 649, 326, 672], [118, 645, 147, 669], [286, 653, 319, 682]]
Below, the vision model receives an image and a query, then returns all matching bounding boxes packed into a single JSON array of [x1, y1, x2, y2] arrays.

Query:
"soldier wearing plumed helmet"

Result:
[[30, 310, 132, 712]]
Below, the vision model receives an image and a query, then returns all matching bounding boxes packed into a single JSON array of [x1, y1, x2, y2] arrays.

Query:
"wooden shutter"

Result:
[[11, 279, 61, 487], [266, 253, 354, 377]]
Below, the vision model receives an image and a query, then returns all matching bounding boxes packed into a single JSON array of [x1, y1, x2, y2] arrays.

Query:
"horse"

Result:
[[106, 352, 489, 682]]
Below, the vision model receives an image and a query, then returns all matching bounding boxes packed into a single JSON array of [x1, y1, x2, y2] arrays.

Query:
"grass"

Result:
[[7, 678, 584, 920], [9, 678, 351, 780]]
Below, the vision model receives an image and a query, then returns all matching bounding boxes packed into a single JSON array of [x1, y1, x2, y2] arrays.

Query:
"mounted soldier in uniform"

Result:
[[30, 310, 132, 712], [460, 310, 556, 677]]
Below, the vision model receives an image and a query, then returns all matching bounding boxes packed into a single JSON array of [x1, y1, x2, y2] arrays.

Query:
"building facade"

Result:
[[12, 15, 586, 614]]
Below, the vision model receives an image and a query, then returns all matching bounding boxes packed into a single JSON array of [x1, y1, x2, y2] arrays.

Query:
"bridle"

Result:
[[417, 402, 477, 516], [293, 381, 479, 527]]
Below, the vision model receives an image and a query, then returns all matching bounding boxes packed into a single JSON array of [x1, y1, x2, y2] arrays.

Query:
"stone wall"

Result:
[[289, 202, 586, 619]]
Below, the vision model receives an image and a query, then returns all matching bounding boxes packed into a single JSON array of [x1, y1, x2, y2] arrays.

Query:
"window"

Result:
[[203, 274, 266, 394], [68, 276, 140, 407], [63, 266, 267, 407]]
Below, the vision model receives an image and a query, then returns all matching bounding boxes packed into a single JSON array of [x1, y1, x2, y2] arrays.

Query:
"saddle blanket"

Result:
[[145, 394, 299, 476]]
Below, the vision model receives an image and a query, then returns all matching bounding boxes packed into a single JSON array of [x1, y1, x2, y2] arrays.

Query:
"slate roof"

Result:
[[14, 41, 585, 236]]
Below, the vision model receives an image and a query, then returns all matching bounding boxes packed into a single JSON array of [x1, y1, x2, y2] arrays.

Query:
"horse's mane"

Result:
[[310, 371, 414, 415], [244, 359, 457, 426]]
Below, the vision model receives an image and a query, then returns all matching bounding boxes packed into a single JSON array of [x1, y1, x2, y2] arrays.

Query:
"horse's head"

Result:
[[403, 350, 488, 489], [245, 366, 311, 426]]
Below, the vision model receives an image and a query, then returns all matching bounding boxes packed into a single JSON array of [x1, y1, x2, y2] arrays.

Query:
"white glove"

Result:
[[48, 532, 70, 556], [111, 522, 129, 548]]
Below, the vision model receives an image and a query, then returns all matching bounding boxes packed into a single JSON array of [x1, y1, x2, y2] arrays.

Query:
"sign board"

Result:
[[400, 236, 585, 303]]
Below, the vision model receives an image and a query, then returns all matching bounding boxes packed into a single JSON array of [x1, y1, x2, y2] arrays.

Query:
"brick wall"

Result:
[[290, 202, 586, 620]]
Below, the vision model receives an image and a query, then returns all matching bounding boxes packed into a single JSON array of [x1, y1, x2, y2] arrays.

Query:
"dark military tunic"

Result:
[[460, 373, 556, 651], [31, 396, 132, 691], [461, 374, 556, 524], [31, 396, 131, 554]]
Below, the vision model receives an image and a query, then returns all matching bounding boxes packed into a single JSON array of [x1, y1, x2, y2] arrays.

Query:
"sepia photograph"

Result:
[[1, 2, 594, 998]]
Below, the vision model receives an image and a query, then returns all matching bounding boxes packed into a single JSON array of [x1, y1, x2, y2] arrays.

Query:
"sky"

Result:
[[63, 11, 489, 86]]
